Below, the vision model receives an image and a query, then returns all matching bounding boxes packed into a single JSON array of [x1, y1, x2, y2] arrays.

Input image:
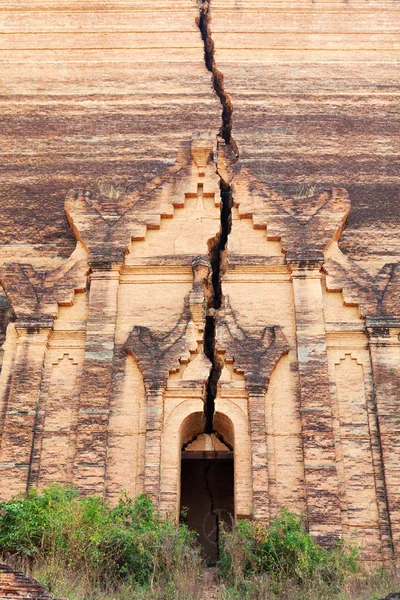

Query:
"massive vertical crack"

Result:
[[197, 0, 238, 156], [203, 183, 232, 434], [197, 0, 237, 434]]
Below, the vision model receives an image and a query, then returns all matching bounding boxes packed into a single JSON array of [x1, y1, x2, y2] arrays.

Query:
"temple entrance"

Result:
[[180, 433, 234, 564]]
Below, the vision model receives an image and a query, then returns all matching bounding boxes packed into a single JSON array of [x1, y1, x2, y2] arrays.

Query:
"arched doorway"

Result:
[[180, 413, 234, 564]]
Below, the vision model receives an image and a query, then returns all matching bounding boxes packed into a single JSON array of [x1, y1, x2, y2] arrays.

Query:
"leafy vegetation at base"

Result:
[[0, 484, 201, 599], [0, 485, 398, 599], [218, 510, 364, 599]]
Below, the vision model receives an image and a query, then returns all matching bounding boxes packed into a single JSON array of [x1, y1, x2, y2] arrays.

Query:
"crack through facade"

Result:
[[197, 0, 236, 435], [197, 0, 238, 155]]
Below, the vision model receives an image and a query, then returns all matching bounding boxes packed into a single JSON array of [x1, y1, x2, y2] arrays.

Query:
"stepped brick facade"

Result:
[[0, 0, 399, 567], [0, 564, 54, 599]]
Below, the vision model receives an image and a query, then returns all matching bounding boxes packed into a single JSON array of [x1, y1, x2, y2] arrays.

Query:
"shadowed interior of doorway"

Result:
[[180, 433, 234, 564]]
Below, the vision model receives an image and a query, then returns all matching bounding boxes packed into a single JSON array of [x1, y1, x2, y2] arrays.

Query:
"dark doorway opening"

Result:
[[180, 451, 234, 564]]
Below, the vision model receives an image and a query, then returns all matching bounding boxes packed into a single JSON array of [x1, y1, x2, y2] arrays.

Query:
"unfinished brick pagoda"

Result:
[[0, 0, 399, 566]]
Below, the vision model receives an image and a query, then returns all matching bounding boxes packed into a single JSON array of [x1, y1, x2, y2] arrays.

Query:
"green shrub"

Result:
[[218, 509, 360, 596], [0, 484, 201, 597]]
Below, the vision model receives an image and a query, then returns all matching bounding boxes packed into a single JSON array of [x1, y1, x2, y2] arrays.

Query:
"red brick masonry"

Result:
[[0, 564, 53, 600]]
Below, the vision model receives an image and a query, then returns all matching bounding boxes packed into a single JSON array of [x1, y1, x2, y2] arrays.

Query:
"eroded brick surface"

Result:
[[0, 564, 54, 599], [0, 0, 399, 570]]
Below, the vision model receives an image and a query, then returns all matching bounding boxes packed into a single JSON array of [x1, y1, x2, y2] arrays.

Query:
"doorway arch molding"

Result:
[[159, 399, 252, 520]]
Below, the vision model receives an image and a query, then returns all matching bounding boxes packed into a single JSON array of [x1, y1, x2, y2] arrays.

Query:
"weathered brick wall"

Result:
[[0, 0, 399, 569]]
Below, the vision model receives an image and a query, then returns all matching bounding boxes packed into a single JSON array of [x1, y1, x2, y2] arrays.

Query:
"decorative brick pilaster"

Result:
[[367, 318, 400, 561], [143, 386, 165, 506], [290, 257, 342, 544], [247, 384, 270, 519], [73, 262, 122, 494], [0, 320, 53, 500]]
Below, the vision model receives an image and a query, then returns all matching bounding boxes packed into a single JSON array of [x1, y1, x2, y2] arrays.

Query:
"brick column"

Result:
[[367, 318, 400, 561], [290, 258, 342, 544], [143, 385, 165, 506], [248, 384, 270, 520], [73, 262, 121, 494], [0, 320, 52, 499]]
